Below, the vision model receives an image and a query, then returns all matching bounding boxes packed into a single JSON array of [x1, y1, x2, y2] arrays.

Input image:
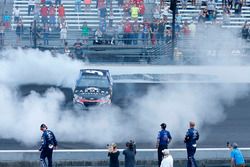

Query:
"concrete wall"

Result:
[[0, 148, 249, 166]]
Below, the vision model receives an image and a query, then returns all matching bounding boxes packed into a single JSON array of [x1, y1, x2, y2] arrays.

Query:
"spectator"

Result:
[[118, 0, 124, 8], [116, 22, 124, 45], [43, 23, 50, 45], [234, 0, 242, 15], [242, 21, 249, 39], [165, 26, 171, 43], [228, 0, 233, 9], [49, 4, 56, 29], [141, 20, 149, 45], [153, 5, 161, 20], [184, 121, 199, 167], [228, 143, 246, 167], [131, 4, 140, 20], [73, 38, 84, 59], [94, 28, 103, 44], [138, 1, 145, 16], [123, 0, 131, 17], [198, 8, 208, 23], [181, 0, 188, 9], [99, 5, 107, 18], [41, 4, 48, 25], [84, 0, 92, 11], [123, 141, 136, 167], [207, 0, 216, 20], [29, 22, 34, 45], [182, 21, 191, 36], [81, 22, 90, 44], [2, 11, 11, 30], [201, 0, 207, 6], [64, 41, 71, 57], [34, 3, 41, 22], [75, 0, 82, 12], [156, 123, 172, 167], [13, 6, 20, 23], [58, 4, 65, 23], [157, 19, 166, 44], [41, 0, 45, 4], [149, 20, 157, 45], [0, 22, 5, 47], [160, 149, 173, 167], [28, 0, 35, 16], [123, 18, 132, 45], [105, 23, 116, 44], [176, 13, 182, 25], [16, 21, 23, 45], [108, 12, 114, 27], [189, 20, 196, 37], [108, 143, 120, 167], [222, 5, 231, 25], [60, 22, 67, 43], [55, 0, 61, 6], [132, 19, 139, 44], [97, 0, 105, 9], [46, 0, 52, 5]]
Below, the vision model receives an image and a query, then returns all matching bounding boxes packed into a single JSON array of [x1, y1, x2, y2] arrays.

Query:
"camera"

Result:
[[126, 140, 136, 151]]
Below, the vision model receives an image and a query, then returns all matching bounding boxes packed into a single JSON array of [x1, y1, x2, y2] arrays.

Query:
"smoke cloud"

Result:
[[0, 26, 249, 148]]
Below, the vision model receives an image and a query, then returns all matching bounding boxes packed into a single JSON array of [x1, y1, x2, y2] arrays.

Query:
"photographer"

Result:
[[108, 143, 120, 167], [123, 140, 136, 167]]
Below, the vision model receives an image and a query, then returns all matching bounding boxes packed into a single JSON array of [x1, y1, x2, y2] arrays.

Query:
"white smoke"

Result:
[[0, 26, 249, 148]]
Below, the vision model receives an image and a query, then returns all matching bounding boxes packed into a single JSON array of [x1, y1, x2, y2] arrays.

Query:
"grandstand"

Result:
[[11, 0, 250, 31], [11, 0, 144, 30]]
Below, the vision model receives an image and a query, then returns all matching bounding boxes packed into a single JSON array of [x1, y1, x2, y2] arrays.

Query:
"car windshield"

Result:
[[77, 75, 110, 88]]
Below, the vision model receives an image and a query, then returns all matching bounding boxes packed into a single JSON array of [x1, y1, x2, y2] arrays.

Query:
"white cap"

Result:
[[162, 149, 170, 155]]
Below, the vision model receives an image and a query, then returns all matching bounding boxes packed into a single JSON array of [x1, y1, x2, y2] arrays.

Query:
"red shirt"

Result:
[[58, 6, 65, 17], [40, 6, 48, 16], [41, 0, 45, 3], [49, 6, 56, 16], [139, 3, 145, 15], [124, 22, 132, 33]]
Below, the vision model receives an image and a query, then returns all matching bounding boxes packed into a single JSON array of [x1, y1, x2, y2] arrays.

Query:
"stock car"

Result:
[[73, 69, 113, 109]]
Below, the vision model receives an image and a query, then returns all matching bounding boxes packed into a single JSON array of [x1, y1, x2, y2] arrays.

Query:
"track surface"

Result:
[[0, 83, 250, 150]]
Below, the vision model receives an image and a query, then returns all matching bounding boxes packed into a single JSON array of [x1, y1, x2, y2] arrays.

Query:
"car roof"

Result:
[[80, 69, 110, 76]]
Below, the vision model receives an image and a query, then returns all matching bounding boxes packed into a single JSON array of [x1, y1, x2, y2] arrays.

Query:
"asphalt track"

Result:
[[0, 83, 250, 150]]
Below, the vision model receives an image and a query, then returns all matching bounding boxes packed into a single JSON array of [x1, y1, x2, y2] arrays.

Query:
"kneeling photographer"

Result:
[[107, 143, 120, 167], [123, 140, 136, 167]]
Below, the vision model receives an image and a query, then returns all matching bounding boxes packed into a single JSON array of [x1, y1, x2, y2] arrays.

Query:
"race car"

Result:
[[73, 69, 113, 109]]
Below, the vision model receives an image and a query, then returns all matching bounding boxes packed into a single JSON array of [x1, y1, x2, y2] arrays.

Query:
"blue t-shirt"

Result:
[[184, 128, 199, 147], [157, 129, 172, 146], [231, 148, 245, 165]]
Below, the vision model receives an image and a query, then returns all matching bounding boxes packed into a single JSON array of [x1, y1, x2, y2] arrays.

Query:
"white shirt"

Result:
[[160, 155, 173, 167], [13, 8, 20, 17]]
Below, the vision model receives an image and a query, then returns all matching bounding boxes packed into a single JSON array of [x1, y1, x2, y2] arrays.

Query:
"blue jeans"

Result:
[[40, 148, 53, 167], [187, 146, 198, 167]]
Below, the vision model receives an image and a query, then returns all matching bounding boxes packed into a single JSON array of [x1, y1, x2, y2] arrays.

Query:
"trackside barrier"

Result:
[[0, 148, 249, 166]]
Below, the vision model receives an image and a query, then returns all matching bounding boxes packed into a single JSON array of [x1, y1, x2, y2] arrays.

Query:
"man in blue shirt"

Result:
[[39, 124, 57, 167], [184, 121, 199, 167], [229, 143, 245, 167], [156, 123, 172, 167]]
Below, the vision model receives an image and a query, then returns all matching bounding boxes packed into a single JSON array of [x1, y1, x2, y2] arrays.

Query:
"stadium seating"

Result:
[[11, 0, 144, 30]]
